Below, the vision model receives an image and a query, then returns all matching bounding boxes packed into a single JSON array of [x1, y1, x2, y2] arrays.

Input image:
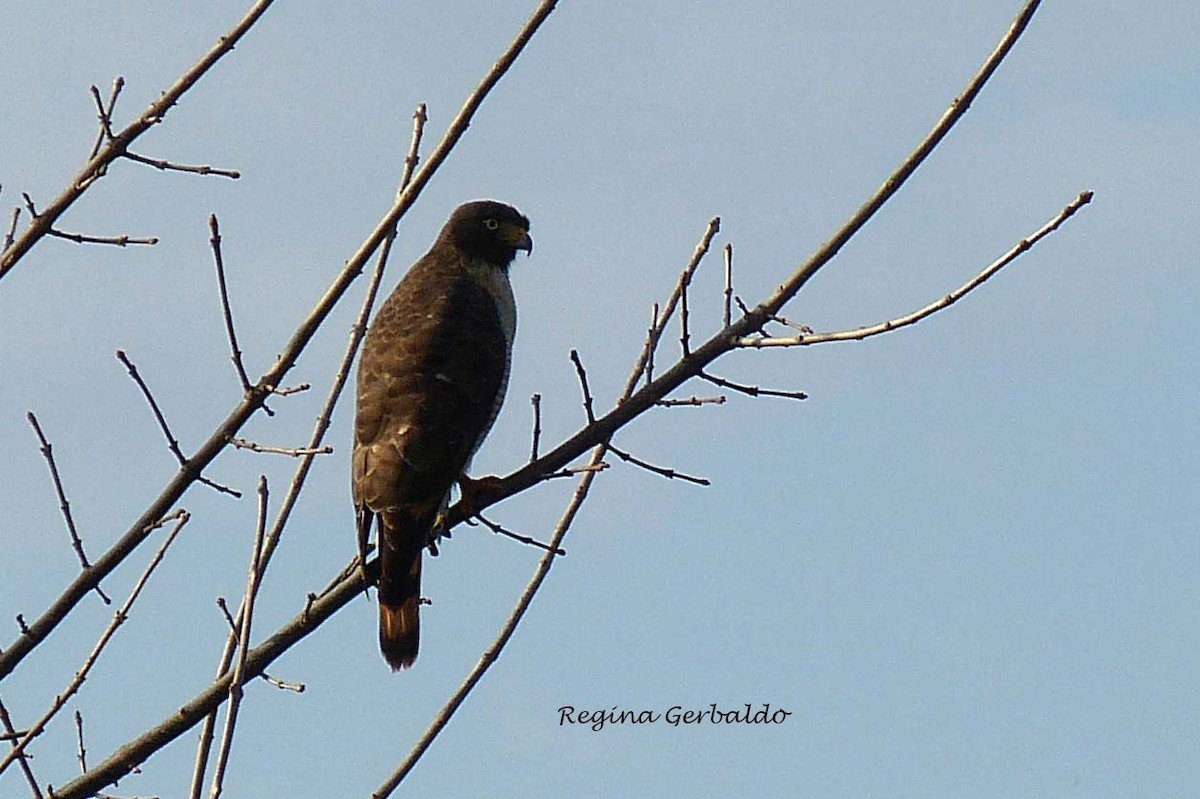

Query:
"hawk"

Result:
[[353, 200, 532, 670]]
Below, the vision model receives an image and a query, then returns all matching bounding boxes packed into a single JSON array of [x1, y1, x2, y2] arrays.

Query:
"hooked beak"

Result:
[[513, 228, 533, 255], [504, 224, 533, 255]]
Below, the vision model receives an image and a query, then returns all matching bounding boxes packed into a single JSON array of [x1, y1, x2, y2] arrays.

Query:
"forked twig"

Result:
[[116, 350, 241, 497]]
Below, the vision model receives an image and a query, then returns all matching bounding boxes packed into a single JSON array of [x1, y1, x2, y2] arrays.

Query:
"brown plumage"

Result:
[[353, 200, 532, 670]]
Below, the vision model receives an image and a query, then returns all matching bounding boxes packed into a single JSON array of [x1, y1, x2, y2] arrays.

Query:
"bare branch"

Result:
[[116, 350, 241, 498], [679, 260, 692, 356], [606, 443, 710, 486], [722, 243, 734, 329], [3, 207, 21, 253], [0, 698, 42, 799], [266, 383, 311, 397], [643, 217, 721, 382], [735, 190, 1095, 348], [74, 710, 87, 774], [655, 395, 726, 408], [645, 302, 659, 385], [207, 478, 268, 799], [569, 349, 596, 424], [21, 194, 156, 247], [229, 438, 333, 458], [699, 370, 808, 401], [88, 77, 125, 159], [0, 509, 189, 777], [472, 514, 566, 555], [46, 229, 158, 247], [123, 151, 240, 179], [0, 1, 277, 279], [208, 215, 253, 394], [26, 412, 112, 604], [529, 393, 542, 462], [258, 674, 306, 693]]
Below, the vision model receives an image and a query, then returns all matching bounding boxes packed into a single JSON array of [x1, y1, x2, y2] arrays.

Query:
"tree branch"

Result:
[[0, 0, 276, 279], [735, 190, 1094, 348]]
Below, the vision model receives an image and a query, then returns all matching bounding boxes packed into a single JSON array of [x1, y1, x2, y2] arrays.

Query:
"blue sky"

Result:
[[2, 1, 1198, 796]]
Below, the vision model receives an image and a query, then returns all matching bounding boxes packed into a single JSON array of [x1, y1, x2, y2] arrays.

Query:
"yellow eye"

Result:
[[483, 218, 499, 230]]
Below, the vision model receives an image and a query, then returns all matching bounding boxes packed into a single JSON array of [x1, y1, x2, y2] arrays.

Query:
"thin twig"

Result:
[[529, 394, 542, 463], [537, 463, 609, 481], [472, 514, 565, 555], [267, 383, 311, 396], [1, 0, 276, 279], [230, 438, 333, 457], [116, 350, 241, 498], [735, 190, 1095, 348], [208, 478, 268, 799], [0, 510, 189, 777], [3, 207, 20, 252], [642, 218, 721, 383], [606, 443, 710, 486], [46, 229, 158, 247], [0, 698, 42, 799], [569, 349, 596, 423], [698, 370, 808, 401], [74, 710, 87, 774], [679, 262, 692, 356], [26, 412, 111, 604], [209, 215, 254, 394], [259, 674, 306, 693], [124, 151, 240, 179], [88, 77, 125, 159], [645, 302, 659, 385], [656, 395, 726, 407], [722, 243, 733, 328]]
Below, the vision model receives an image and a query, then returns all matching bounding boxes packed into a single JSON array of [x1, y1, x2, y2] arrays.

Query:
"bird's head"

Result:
[[442, 200, 532, 268]]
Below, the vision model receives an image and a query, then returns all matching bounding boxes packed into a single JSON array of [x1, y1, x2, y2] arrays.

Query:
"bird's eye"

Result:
[[483, 218, 499, 230]]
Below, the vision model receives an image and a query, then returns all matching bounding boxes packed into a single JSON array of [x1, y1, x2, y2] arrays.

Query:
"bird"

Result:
[[352, 200, 532, 670]]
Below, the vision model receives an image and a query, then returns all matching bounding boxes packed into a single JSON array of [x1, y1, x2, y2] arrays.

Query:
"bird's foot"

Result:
[[458, 474, 506, 517]]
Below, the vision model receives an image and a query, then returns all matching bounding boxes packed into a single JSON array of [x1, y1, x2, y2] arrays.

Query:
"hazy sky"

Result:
[[2, 1, 1198, 797]]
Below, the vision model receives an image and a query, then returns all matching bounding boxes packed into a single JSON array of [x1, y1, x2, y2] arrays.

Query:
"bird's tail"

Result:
[[377, 506, 434, 670]]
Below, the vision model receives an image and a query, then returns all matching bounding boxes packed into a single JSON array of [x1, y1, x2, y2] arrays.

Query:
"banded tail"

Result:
[[376, 506, 434, 670]]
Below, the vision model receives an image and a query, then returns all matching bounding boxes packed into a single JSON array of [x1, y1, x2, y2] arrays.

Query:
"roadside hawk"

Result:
[[353, 200, 532, 670]]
